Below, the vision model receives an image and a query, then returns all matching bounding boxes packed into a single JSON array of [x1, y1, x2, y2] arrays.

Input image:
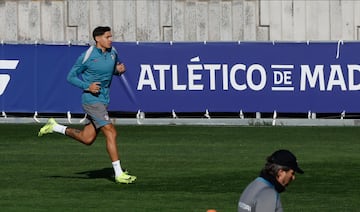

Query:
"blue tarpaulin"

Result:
[[0, 41, 359, 113]]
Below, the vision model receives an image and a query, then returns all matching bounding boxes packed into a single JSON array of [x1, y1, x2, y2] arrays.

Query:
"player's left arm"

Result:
[[115, 62, 126, 75], [112, 47, 126, 75]]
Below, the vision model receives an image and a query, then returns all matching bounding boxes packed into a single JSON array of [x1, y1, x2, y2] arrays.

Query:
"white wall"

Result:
[[0, 0, 359, 43]]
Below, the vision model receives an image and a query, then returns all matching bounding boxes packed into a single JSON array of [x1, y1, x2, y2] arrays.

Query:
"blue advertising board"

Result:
[[0, 41, 359, 113]]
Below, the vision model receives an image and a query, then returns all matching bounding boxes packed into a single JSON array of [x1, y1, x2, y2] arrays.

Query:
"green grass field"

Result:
[[0, 124, 359, 211]]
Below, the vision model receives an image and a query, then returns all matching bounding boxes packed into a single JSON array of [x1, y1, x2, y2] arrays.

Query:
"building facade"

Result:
[[0, 0, 359, 43]]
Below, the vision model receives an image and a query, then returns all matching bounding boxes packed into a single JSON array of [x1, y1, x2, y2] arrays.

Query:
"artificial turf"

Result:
[[0, 124, 359, 211]]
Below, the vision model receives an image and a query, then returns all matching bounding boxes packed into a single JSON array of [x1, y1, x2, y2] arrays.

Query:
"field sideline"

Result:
[[0, 124, 359, 211]]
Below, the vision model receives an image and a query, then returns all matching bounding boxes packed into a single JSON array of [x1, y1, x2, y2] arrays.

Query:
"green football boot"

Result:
[[38, 118, 57, 137], [115, 172, 137, 184]]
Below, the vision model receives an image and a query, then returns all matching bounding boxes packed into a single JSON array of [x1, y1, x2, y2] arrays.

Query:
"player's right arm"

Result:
[[67, 54, 91, 91]]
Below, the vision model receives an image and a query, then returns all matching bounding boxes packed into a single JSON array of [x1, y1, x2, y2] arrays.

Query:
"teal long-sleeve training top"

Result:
[[67, 46, 120, 105]]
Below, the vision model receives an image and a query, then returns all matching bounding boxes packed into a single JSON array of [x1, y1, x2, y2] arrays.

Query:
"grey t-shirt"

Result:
[[238, 177, 283, 212]]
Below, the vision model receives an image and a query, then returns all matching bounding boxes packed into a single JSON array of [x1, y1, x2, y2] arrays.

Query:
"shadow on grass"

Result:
[[133, 171, 245, 194], [48, 168, 246, 194], [49, 168, 114, 182]]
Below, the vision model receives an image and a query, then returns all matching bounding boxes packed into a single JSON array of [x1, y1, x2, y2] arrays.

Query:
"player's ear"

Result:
[[277, 169, 285, 178], [94, 36, 100, 43]]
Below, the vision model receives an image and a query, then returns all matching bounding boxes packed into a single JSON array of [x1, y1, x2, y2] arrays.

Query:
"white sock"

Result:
[[53, 124, 67, 135], [112, 160, 123, 177]]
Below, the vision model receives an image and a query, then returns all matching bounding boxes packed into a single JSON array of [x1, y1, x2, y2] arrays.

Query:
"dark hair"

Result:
[[262, 162, 290, 177], [92, 26, 111, 41], [262, 156, 291, 177]]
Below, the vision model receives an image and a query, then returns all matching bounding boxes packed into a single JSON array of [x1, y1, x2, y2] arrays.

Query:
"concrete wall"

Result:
[[0, 0, 359, 43]]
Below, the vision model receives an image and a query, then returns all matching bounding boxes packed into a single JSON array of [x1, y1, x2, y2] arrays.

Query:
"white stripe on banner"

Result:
[[0, 60, 19, 69], [0, 74, 10, 95], [271, 87, 295, 91]]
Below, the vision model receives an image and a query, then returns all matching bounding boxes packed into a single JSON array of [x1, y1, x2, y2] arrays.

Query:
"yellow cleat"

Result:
[[38, 118, 57, 137], [115, 172, 137, 184]]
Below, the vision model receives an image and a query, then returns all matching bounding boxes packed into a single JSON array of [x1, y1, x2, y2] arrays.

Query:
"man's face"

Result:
[[96, 31, 113, 49], [277, 169, 296, 187]]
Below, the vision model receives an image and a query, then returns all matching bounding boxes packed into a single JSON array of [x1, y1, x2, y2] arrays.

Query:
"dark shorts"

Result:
[[82, 103, 111, 129]]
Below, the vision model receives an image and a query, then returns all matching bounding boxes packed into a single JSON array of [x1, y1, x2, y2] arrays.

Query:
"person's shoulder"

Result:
[[256, 186, 277, 199], [111, 46, 118, 54], [78, 46, 94, 56], [81, 46, 98, 64], [253, 178, 277, 195]]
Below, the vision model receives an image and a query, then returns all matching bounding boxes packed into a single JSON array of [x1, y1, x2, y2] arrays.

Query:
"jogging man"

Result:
[[38, 26, 136, 184], [238, 149, 304, 212]]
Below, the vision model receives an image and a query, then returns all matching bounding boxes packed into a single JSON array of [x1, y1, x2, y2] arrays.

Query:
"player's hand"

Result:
[[89, 82, 101, 94], [116, 62, 126, 75]]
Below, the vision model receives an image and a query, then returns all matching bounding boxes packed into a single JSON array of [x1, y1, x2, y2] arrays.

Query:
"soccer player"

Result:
[[38, 26, 136, 184], [238, 149, 304, 212]]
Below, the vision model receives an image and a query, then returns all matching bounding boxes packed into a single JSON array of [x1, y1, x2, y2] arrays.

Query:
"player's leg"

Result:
[[65, 123, 98, 145], [100, 123, 118, 161], [83, 103, 136, 183], [38, 118, 98, 145], [38, 103, 136, 183], [101, 123, 136, 184]]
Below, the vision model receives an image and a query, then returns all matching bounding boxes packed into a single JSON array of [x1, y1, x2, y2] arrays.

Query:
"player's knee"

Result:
[[111, 128, 117, 138], [83, 136, 96, 145], [103, 124, 117, 138]]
